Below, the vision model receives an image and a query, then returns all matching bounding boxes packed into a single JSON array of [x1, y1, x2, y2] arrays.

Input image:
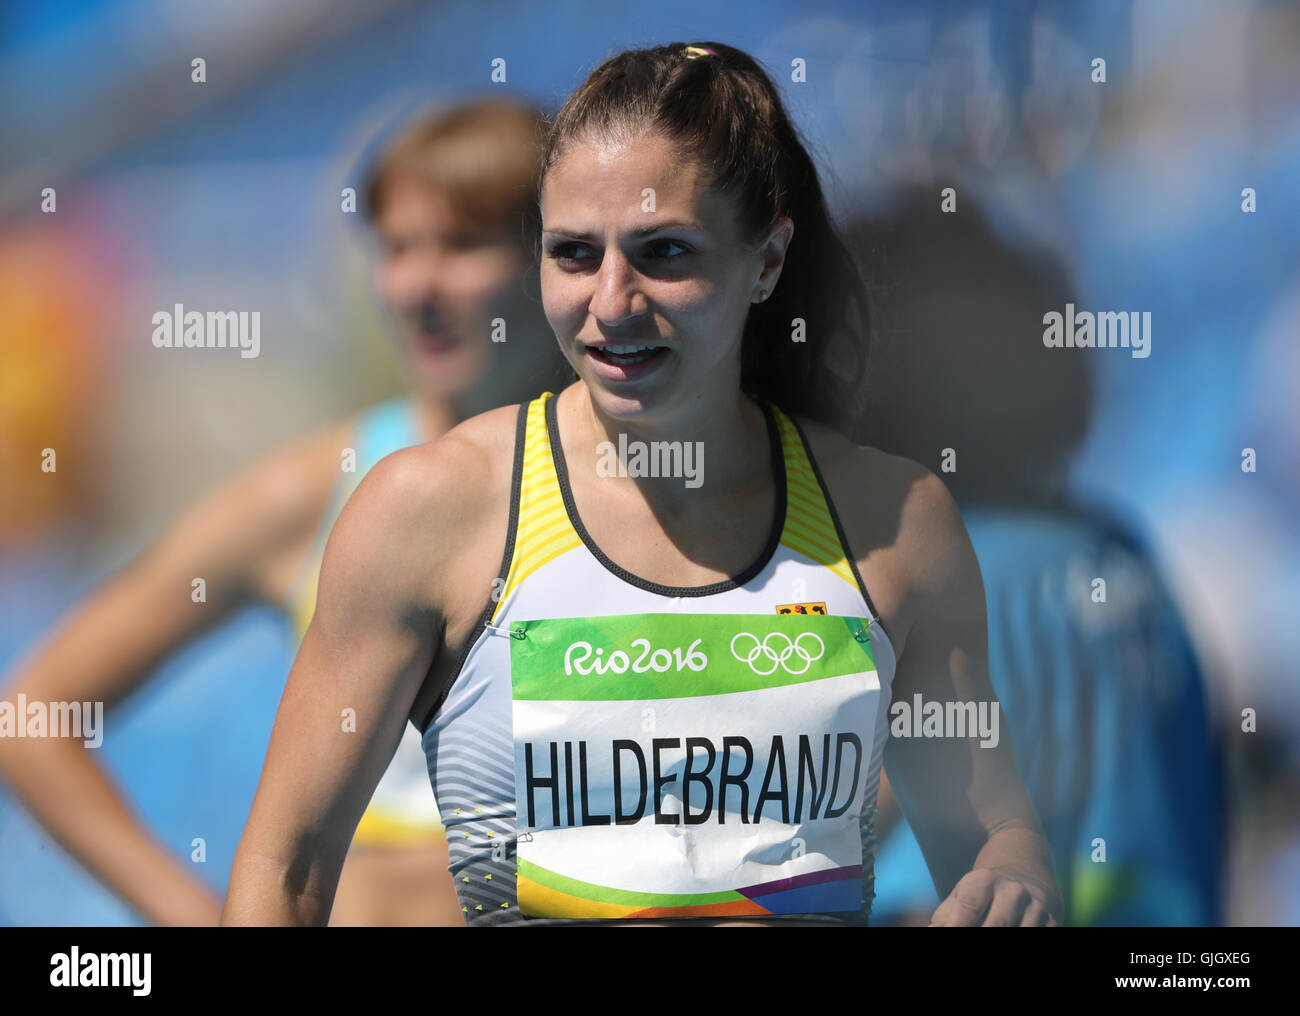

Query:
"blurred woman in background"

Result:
[[0, 96, 566, 926]]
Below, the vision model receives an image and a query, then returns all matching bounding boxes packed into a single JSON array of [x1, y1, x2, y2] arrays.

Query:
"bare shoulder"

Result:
[[791, 415, 926, 507], [358, 402, 519, 526], [790, 414, 976, 634], [323, 403, 522, 613]]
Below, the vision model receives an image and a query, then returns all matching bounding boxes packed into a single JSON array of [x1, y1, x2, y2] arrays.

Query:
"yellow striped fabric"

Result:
[[490, 394, 861, 617], [770, 404, 861, 594], [490, 392, 582, 622]]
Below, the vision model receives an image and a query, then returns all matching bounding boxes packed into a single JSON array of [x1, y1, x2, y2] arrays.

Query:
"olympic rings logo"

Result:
[[729, 631, 825, 675]]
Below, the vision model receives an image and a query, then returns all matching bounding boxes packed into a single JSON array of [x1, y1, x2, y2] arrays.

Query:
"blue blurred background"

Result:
[[1, 0, 1297, 924]]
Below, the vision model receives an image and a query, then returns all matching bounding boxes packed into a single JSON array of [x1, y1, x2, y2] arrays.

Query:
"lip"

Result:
[[412, 329, 460, 354], [583, 342, 669, 383]]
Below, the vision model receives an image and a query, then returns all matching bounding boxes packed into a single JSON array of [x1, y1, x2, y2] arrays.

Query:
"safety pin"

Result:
[[484, 621, 527, 640]]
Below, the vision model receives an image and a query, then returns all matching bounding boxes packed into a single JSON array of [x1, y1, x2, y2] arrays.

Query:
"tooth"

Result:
[[594, 343, 661, 359]]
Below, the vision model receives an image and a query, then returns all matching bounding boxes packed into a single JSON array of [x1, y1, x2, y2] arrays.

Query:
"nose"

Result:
[[588, 244, 646, 329], [384, 241, 450, 310]]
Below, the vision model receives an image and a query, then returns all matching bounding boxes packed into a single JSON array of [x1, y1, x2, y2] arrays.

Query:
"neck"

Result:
[[561, 382, 771, 510]]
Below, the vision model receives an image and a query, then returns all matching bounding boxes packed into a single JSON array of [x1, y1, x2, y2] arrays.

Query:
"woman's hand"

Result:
[[0, 432, 341, 926], [930, 864, 1061, 926]]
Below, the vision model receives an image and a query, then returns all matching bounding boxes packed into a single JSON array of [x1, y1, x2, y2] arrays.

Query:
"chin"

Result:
[[412, 345, 487, 391], [411, 360, 476, 399], [580, 374, 676, 423]]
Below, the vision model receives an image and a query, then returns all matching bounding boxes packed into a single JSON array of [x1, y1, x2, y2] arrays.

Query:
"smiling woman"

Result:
[[535, 48, 870, 434], [223, 42, 1061, 928]]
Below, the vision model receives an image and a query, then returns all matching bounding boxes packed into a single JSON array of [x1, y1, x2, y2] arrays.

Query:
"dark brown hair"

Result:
[[365, 97, 546, 251], [538, 42, 871, 436]]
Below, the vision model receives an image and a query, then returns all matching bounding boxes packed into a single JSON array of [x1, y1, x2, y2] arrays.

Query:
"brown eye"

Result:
[[646, 239, 689, 260], [545, 241, 592, 265]]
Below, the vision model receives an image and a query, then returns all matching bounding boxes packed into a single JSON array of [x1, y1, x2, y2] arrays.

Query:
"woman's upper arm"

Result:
[[875, 467, 1041, 898], [228, 442, 460, 912]]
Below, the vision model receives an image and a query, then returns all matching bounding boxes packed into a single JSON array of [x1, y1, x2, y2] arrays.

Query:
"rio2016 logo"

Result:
[[563, 637, 707, 676], [730, 632, 824, 675]]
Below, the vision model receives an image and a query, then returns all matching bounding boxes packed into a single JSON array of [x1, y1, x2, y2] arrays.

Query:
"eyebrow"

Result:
[[541, 220, 705, 239]]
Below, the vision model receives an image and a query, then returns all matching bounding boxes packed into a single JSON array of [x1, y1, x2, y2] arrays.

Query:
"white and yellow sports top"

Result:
[[421, 391, 897, 924]]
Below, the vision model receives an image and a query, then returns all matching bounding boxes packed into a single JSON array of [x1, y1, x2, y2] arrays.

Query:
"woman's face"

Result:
[[374, 177, 525, 398], [540, 130, 786, 422]]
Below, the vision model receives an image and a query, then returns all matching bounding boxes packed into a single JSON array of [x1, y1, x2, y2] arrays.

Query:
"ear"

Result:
[[753, 216, 795, 301]]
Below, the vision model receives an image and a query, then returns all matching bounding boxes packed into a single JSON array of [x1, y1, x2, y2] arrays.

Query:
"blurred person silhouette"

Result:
[[847, 189, 1225, 925], [0, 96, 567, 926], [1155, 259, 1300, 924]]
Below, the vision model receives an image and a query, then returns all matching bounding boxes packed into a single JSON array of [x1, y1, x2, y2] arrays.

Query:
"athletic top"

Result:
[[421, 391, 897, 924], [285, 395, 445, 847]]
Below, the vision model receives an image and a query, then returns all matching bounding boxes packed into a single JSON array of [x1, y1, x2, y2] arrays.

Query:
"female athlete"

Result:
[[0, 97, 561, 926], [223, 43, 1062, 926]]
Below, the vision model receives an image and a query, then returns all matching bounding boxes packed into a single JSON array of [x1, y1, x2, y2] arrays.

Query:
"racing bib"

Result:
[[509, 612, 880, 919]]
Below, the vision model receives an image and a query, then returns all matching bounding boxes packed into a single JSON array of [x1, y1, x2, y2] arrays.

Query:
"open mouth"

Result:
[[585, 343, 667, 368], [411, 304, 458, 353]]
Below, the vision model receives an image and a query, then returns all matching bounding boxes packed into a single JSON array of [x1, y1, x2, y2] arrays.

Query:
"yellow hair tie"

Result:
[[683, 45, 718, 59]]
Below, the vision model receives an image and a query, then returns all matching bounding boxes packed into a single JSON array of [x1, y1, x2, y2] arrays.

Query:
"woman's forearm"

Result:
[[222, 844, 337, 926], [0, 736, 222, 925]]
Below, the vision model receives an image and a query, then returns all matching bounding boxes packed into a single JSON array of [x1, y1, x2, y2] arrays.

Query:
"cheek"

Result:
[[540, 269, 584, 336], [445, 250, 524, 310], [661, 278, 731, 333], [375, 257, 407, 304]]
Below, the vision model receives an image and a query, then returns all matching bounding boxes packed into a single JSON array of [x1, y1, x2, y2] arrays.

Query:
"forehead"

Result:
[[375, 177, 453, 230], [541, 131, 733, 231], [375, 176, 508, 237]]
